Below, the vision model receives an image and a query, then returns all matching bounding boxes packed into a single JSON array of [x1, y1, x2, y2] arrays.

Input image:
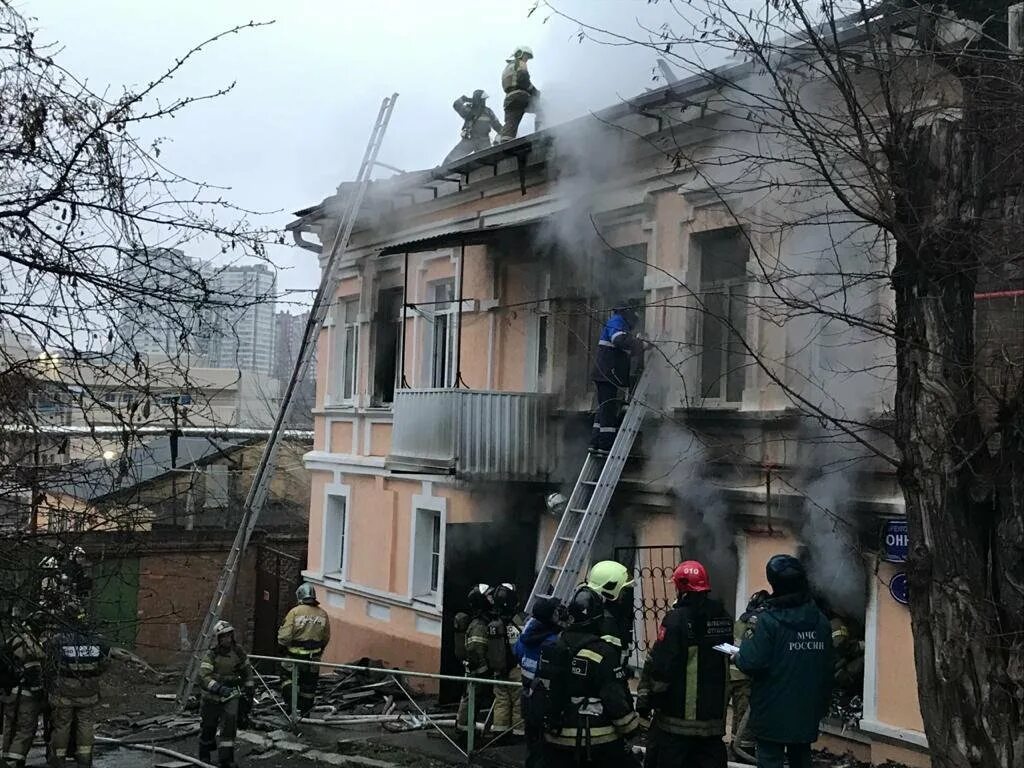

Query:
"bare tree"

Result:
[[536, 0, 1023, 764], [0, 0, 287, 639]]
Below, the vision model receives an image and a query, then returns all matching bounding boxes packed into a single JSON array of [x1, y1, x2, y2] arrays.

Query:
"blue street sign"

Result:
[[883, 519, 909, 563], [889, 572, 909, 605]]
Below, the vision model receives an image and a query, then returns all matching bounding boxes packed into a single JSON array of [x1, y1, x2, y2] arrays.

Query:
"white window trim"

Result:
[[320, 482, 351, 583], [409, 491, 446, 610], [328, 298, 360, 406], [421, 279, 459, 389]]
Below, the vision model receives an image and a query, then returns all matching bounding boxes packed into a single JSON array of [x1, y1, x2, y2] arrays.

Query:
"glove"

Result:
[[216, 684, 237, 698]]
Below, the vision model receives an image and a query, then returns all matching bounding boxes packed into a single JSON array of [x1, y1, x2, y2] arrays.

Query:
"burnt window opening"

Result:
[[695, 229, 748, 403], [373, 287, 404, 406]]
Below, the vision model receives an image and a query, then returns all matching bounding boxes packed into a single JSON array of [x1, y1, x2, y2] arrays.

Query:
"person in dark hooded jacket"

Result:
[[514, 597, 565, 768], [734, 555, 833, 768]]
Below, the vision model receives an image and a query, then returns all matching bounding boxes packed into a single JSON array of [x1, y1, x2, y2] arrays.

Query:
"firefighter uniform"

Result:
[[830, 617, 864, 692], [728, 591, 768, 757], [488, 611, 526, 733], [637, 593, 733, 768], [591, 310, 636, 451], [2, 624, 46, 768], [198, 634, 254, 767], [278, 601, 331, 716], [444, 92, 503, 163], [500, 48, 541, 141], [45, 623, 110, 768], [541, 629, 639, 768], [455, 609, 491, 729]]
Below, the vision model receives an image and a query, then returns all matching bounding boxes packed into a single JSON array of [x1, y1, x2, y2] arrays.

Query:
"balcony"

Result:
[[386, 389, 553, 481]]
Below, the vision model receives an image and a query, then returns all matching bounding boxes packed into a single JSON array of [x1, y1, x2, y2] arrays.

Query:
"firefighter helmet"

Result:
[[296, 582, 317, 605], [512, 45, 534, 60], [672, 560, 711, 593], [566, 586, 604, 628], [766, 554, 807, 596], [213, 620, 235, 638], [586, 561, 634, 602], [490, 583, 518, 617], [467, 583, 491, 613]]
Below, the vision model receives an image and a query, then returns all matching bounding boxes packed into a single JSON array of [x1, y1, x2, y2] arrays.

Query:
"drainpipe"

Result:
[[290, 228, 322, 254], [400, 251, 410, 388], [454, 239, 466, 388]]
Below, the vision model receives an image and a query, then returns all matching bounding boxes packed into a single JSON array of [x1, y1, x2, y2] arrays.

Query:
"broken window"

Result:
[[696, 229, 748, 403], [335, 298, 360, 403], [427, 279, 457, 388], [372, 287, 404, 406]]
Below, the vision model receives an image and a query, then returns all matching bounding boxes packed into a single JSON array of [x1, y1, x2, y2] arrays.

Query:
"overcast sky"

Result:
[[27, 0, 736, 307]]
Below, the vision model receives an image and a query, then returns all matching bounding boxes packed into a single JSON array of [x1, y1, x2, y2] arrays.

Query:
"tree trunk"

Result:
[[891, 69, 1024, 768]]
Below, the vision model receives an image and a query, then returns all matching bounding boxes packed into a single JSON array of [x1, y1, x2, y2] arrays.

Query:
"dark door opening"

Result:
[[252, 546, 304, 664], [373, 288, 403, 406], [438, 518, 539, 704]]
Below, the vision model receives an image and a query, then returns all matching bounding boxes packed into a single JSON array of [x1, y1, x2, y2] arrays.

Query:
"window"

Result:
[[372, 288, 404, 405], [426, 279, 457, 388], [322, 493, 348, 579], [335, 298, 360, 403], [696, 229, 749, 403], [412, 509, 443, 600]]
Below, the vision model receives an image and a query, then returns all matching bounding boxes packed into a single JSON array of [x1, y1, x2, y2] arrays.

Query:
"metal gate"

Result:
[[615, 545, 683, 662], [252, 545, 303, 658]]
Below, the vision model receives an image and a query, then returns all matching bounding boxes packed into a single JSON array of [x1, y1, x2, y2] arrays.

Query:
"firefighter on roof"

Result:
[[637, 560, 733, 768], [500, 46, 541, 141], [538, 586, 639, 768], [444, 90, 503, 164], [278, 582, 331, 717], [198, 620, 254, 768]]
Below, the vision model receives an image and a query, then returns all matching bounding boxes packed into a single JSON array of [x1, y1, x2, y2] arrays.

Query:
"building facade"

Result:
[[280, 39, 983, 768], [207, 264, 278, 376]]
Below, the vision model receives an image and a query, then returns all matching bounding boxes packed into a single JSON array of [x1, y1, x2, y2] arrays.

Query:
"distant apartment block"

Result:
[[117, 248, 214, 360], [274, 311, 316, 424], [206, 264, 277, 376]]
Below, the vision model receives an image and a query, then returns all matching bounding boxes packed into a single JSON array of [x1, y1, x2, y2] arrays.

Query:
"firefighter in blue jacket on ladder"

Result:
[[591, 303, 641, 454]]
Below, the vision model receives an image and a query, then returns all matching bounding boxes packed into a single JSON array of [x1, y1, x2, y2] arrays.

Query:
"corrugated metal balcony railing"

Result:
[[387, 389, 553, 480]]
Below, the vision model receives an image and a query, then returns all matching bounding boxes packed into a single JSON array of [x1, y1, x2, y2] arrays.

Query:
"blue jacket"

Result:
[[734, 592, 833, 744], [514, 618, 560, 683], [592, 312, 634, 385]]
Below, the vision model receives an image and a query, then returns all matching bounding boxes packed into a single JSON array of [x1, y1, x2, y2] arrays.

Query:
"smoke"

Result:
[[643, 415, 736, 594]]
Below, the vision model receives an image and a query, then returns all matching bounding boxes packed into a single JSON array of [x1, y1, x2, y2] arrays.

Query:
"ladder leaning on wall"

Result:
[[176, 93, 399, 708], [526, 362, 653, 611]]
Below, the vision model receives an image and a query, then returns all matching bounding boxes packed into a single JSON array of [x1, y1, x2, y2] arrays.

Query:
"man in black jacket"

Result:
[[734, 555, 833, 768], [540, 586, 639, 768], [637, 560, 733, 768]]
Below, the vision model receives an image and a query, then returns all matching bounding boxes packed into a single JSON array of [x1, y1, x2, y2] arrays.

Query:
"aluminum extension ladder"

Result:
[[527, 362, 653, 610], [176, 94, 399, 707]]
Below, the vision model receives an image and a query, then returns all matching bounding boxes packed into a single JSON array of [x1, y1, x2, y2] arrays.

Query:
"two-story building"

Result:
[[287, 41, 939, 768]]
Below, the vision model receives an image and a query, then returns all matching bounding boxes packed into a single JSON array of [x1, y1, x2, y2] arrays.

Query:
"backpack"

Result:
[[0, 645, 23, 693]]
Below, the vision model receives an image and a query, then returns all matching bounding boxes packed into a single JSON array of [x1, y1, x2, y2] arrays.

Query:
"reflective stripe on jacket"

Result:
[[542, 632, 639, 748], [199, 645, 253, 701], [638, 594, 733, 737]]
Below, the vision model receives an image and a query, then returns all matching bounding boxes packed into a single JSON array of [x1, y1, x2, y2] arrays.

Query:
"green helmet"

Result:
[[586, 561, 634, 602]]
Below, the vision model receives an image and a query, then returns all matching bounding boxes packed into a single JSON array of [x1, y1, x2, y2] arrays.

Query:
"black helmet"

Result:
[[491, 583, 518, 617], [766, 554, 808, 596], [531, 596, 564, 627], [467, 583, 492, 613], [567, 586, 604, 629]]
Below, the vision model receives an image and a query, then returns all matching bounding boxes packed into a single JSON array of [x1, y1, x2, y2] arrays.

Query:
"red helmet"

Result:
[[672, 560, 711, 593]]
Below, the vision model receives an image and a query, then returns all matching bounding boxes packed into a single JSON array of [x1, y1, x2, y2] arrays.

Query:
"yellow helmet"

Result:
[[586, 561, 634, 602]]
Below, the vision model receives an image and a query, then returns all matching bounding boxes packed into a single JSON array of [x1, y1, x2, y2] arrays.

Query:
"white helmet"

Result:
[[512, 45, 534, 60], [213, 620, 234, 638], [71, 546, 86, 561], [40, 556, 58, 570]]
